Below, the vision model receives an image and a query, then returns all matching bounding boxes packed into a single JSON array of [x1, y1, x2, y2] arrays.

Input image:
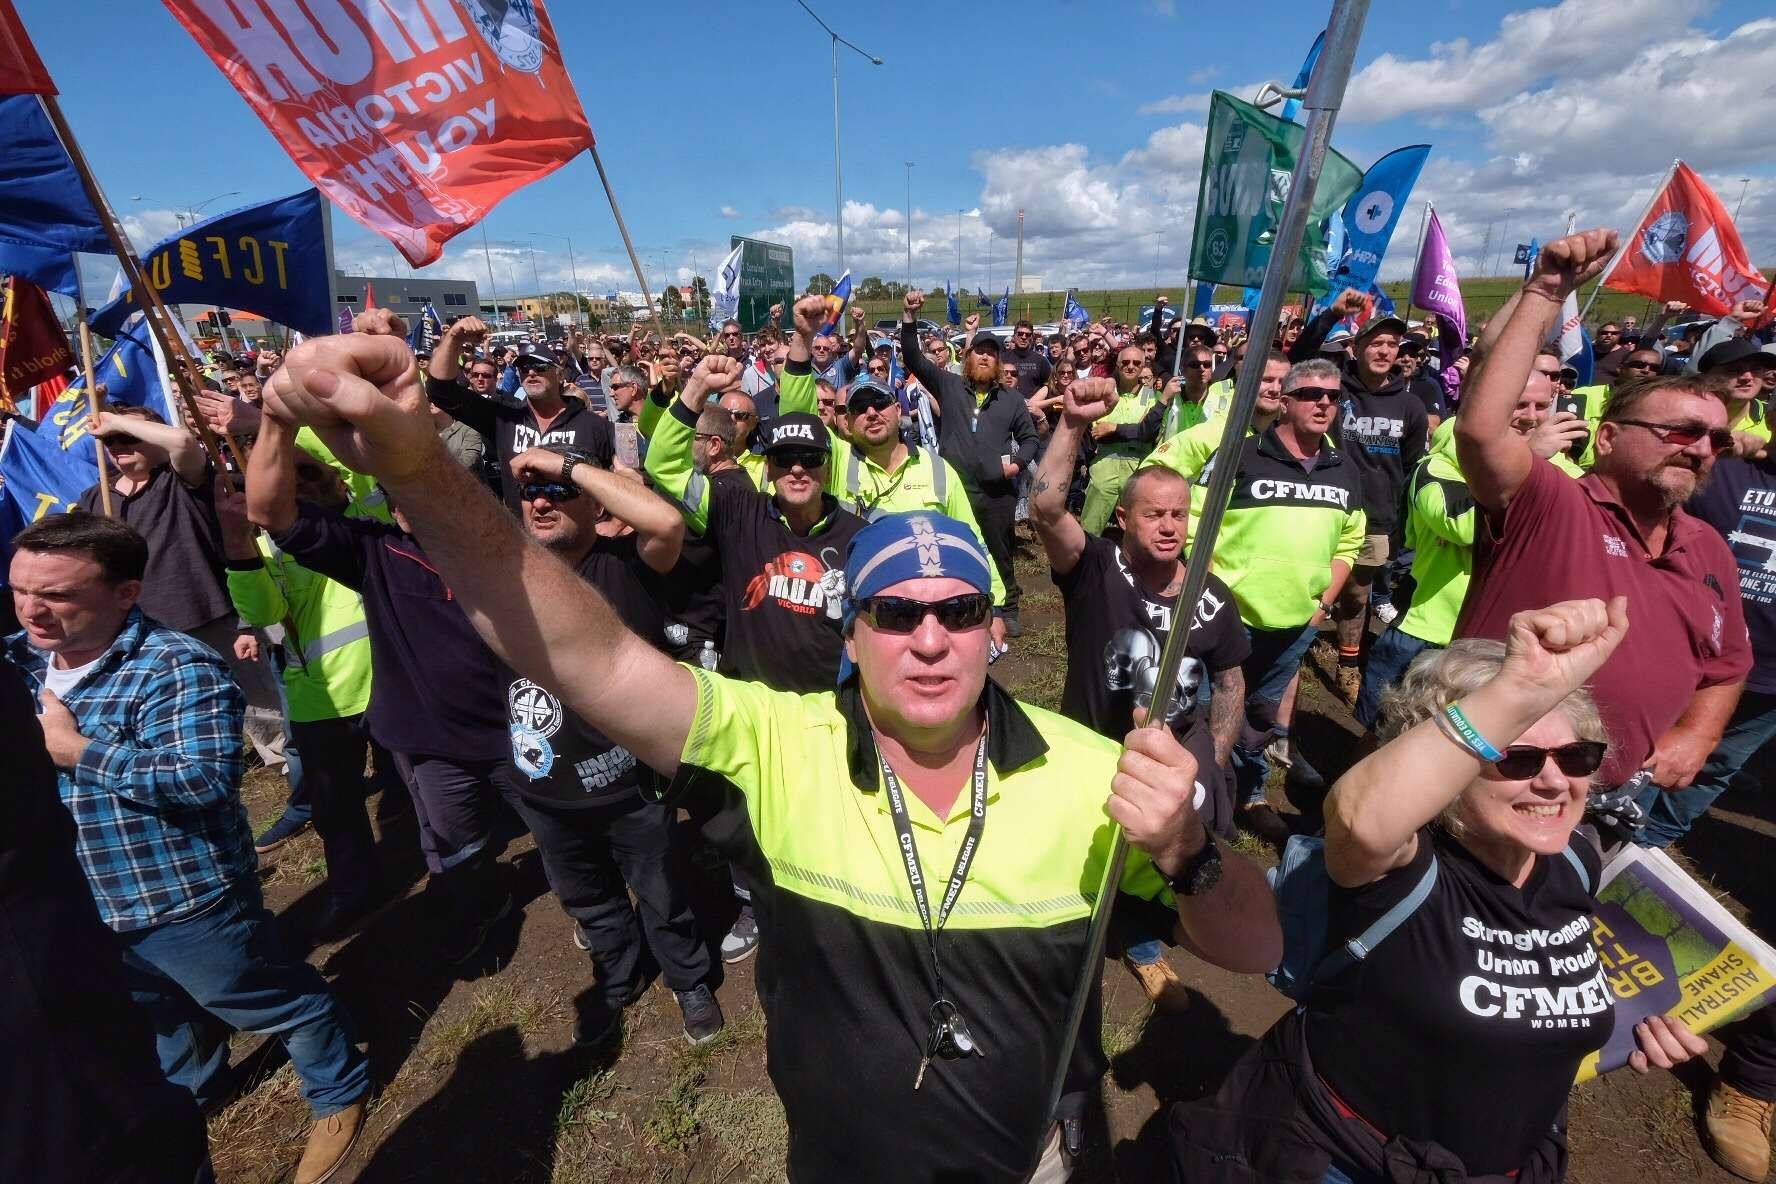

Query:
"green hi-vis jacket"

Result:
[[226, 532, 372, 725]]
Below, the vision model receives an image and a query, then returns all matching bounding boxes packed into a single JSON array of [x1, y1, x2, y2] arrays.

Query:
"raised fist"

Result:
[[849, 305, 864, 325], [1332, 289, 1367, 316], [1529, 230, 1620, 303], [444, 314, 489, 340], [903, 290, 925, 315], [352, 307, 409, 337], [964, 312, 980, 333], [792, 295, 829, 339], [696, 353, 744, 392], [1730, 299, 1766, 325], [1064, 376, 1119, 426]]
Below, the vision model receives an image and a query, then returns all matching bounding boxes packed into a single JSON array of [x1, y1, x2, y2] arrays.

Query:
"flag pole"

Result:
[[586, 143, 667, 341], [1578, 157, 1679, 324], [1033, 0, 1373, 1169], [1404, 199, 1429, 324], [71, 261, 113, 518], [35, 95, 238, 485]]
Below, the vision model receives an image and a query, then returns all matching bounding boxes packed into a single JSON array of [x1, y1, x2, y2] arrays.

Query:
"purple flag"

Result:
[[1411, 208, 1465, 370], [336, 305, 353, 335]]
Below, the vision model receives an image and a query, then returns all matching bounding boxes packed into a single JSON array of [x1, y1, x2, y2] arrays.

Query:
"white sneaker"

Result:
[[721, 913, 759, 963], [1373, 601, 1399, 626]]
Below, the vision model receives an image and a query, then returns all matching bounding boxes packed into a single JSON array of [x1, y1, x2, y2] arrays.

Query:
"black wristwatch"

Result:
[[558, 448, 590, 487], [1163, 823, 1223, 897]]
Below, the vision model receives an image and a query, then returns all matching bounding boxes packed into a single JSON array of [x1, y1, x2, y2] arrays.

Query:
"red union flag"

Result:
[[0, 275, 74, 404], [0, 0, 55, 94], [1607, 162, 1765, 317], [163, 0, 593, 267]]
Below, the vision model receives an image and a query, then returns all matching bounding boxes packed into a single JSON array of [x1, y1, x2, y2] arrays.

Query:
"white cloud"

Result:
[[718, 205, 741, 220], [1136, 93, 1212, 116]]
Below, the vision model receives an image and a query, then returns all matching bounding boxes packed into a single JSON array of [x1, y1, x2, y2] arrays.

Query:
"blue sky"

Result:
[[20, 0, 1775, 299]]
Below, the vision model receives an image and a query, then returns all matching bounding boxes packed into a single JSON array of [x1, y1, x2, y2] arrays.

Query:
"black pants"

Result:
[[975, 490, 1021, 616], [504, 789, 710, 1004], [1721, 1004, 1776, 1102], [290, 715, 375, 910]]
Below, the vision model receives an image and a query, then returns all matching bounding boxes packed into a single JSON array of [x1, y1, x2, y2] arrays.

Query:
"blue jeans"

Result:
[[1634, 690, 1776, 848], [117, 880, 369, 1116], [1323, 1162, 1380, 1184], [1232, 622, 1320, 805], [1354, 627, 1436, 731], [1125, 939, 1163, 966]]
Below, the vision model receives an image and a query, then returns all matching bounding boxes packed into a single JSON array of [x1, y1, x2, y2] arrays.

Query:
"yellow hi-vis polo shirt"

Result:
[[660, 668, 1171, 1183]]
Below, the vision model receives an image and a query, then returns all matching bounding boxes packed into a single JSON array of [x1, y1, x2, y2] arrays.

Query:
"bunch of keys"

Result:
[[913, 998, 984, 1090]]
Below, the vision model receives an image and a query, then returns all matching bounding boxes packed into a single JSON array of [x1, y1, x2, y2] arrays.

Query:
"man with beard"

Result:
[[425, 315, 616, 512], [1077, 345, 1168, 535], [1031, 376, 1249, 1011], [900, 291, 1039, 635], [1455, 229, 1750, 802], [1002, 320, 1052, 398]]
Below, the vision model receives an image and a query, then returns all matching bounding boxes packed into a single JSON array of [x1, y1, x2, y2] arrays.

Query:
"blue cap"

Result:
[[837, 512, 994, 684]]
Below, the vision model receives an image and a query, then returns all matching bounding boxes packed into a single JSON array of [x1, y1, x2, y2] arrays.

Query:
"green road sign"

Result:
[[730, 236, 795, 333]]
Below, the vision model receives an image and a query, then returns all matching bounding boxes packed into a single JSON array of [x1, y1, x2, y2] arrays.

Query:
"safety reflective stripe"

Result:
[[679, 470, 708, 517], [844, 447, 944, 521], [285, 619, 369, 665]]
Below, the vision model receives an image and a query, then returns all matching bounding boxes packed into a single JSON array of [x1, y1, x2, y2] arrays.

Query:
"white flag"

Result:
[[710, 241, 744, 331]]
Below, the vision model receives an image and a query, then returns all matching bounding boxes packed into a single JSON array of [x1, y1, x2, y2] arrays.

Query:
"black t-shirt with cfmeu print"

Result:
[[502, 534, 666, 809], [705, 483, 868, 694], [1307, 826, 1612, 1175]]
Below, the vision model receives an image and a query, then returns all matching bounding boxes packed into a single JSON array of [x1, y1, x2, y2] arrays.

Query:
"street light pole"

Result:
[[796, 0, 882, 278], [905, 160, 914, 293], [1736, 178, 1751, 221], [532, 231, 581, 325], [956, 209, 963, 293]]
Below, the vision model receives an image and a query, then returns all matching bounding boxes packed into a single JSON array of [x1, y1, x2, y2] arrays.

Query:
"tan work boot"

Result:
[[296, 1099, 367, 1184], [1706, 1079, 1774, 1181], [1122, 954, 1191, 1015], [1335, 663, 1362, 708]]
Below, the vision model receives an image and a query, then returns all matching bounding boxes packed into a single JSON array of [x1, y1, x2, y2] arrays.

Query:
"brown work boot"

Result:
[[296, 1099, 366, 1184], [1122, 954, 1191, 1015], [1706, 1079, 1774, 1181]]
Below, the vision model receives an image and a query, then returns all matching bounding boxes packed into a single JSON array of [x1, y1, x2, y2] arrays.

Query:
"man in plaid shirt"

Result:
[[6, 513, 369, 1184]]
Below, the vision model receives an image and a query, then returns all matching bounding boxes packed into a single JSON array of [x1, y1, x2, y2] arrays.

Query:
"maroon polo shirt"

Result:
[[1456, 457, 1750, 786]]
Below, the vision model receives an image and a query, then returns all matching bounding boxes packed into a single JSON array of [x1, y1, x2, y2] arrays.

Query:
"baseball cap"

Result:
[[1559, 365, 1580, 383], [1322, 328, 1354, 351], [846, 379, 898, 410], [1698, 338, 1774, 373], [967, 333, 1002, 355], [758, 412, 832, 455], [1354, 315, 1408, 341], [514, 351, 556, 369]]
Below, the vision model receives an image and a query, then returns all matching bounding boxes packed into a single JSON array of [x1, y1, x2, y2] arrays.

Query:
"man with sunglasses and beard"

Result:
[[242, 324, 1287, 1180], [425, 315, 616, 514], [1455, 229, 1750, 819], [901, 291, 1039, 637]]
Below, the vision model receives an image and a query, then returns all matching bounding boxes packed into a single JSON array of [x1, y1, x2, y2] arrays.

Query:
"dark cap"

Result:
[[758, 412, 832, 455], [846, 379, 898, 410], [514, 351, 556, 369], [1354, 315, 1408, 341], [966, 333, 1002, 355], [1698, 337, 1774, 373], [1401, 331, 1428, 351]]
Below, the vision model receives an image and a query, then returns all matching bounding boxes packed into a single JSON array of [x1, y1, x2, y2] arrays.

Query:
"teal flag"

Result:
[[1189, 91, 1364, 294]]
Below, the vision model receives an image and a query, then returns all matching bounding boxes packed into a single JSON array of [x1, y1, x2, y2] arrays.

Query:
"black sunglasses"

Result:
[[519, 481, 580, 502], [1285, 387, 1340, 405], [850, 390, 896, 413], [1618, 360, 1658, 372], [1491, 740, 1607, 780], [1185, 359, 1214, 369], [519, 363, 556, 376], [1614, 418, 1733, 453], [856, 593, 993, 633], [767, 447, 827, 471]]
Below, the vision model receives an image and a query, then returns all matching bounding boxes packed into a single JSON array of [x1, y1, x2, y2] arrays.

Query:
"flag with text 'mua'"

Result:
[[163, 0, 594, 268], [1606, 162, 1765, 318]]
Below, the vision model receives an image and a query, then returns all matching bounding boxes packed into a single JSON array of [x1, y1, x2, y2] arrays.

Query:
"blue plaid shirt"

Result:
[[4, 608, 252, 931]]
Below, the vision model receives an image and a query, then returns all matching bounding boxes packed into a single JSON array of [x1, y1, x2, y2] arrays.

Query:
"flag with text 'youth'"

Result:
[[0, 415, 96, 541], [0, 95, 110, 296], [1064, 292, 1089, 329], [1411, 208, 1465, 370], [1191, 91, 1364, 295], [816, 271, 852, 337], [1279, 29, 1325, 123], [89, 190, 332, 337], [710, 240, 744, 332], [0, 0, 55, 95], [1606, 162, 1765, 318], [162, 0, 593, 269], [946, 281, 961, 326], [991, 289, 1009, 328], [1330, 144, 1430, 297]]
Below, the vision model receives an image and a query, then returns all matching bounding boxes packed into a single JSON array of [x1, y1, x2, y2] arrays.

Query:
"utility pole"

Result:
[[1014, 209, 1024, 299], [796, 0, 882, 277], [1476, 222, 1493, 278], [905, 160, 915, 294]]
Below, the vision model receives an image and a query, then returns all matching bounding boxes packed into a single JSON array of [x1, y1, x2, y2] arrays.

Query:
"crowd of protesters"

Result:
[[5, 227, 1776, 1184]]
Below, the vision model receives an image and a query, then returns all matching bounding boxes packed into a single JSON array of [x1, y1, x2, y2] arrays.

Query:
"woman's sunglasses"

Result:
[[1491, 740, 1607, 780], [856, 593, 992, 633]]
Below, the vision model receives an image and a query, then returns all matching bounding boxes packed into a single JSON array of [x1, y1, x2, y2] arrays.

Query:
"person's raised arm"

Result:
[[1030, 378, 1116, 575], [263, 332, 698, 777], [1323, 597, 1627, 888], [421, 316, 502, 435], [512, 446, 685, 574], [641, 354, 742, 537], [1290, 290, 1362, 362], [244, 415, 301, 535], [1455, 229, 1616, 513], [90, 412, 206, 486], [847, 305, 869, 364], [899, 290, 946, 392]]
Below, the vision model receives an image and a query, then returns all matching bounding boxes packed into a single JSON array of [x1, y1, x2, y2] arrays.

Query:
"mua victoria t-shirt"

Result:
[[1306, 827, 1613, 1175]]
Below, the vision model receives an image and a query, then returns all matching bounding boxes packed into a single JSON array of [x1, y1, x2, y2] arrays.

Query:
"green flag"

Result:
[[1189, 91, 1364, 294]]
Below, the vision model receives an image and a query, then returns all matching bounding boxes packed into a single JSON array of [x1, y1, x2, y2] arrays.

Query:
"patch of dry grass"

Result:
[[204, 1063, 309, 1184]]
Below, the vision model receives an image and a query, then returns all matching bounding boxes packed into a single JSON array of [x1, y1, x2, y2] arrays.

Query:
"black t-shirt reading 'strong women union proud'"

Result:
[[502, 534, 666, 809], [1307, 827, 1613, 1175], [1055, 534, 1248, 739]]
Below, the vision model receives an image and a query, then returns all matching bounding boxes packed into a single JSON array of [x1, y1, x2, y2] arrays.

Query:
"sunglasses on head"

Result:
[[856, 593, 993, 633], [1491, 740, 1607, 780], [520, 481, 580, 502], [1614, 418, 1734, 452], [767, 447, 827, 471]]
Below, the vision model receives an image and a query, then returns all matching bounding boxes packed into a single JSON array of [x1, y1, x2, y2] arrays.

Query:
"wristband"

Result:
[[1441, 702, 1505, 763]]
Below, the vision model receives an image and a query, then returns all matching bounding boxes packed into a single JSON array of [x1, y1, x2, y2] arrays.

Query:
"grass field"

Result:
[[848, 272, 1770, 336]]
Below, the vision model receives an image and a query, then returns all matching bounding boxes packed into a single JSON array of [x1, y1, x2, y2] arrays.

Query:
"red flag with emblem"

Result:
[[0, 0, 55, 95], [1606, 163, 1766, 318], [162, 0, 594, 267], [0, 274, 74, 409]]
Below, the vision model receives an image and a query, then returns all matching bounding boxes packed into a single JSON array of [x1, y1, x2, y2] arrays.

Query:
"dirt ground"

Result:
[[210, 546, 1775, 1183]]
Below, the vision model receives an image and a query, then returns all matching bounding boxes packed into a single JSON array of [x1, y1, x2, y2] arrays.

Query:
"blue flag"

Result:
[[1518, 238, 1541, 279], [0, 415, 98, 541], [0, 96, 111, 297], [59, 318, 177, 434], [1369, 284, 1397, 318], [1139, 304, 1180, 332], [946, 281, 961, 326], [1190, 281, 1216, 317], [976, 287, 990, 307], [408, 302, 443, 354], [1063, 292, 1089, 329], [1329, 145, 1431, 297], [1241, 287, 1262, 310], [90, 190, 332, 337], [1280, 30, 1326, 122], [991, 289, 1009, 328]]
